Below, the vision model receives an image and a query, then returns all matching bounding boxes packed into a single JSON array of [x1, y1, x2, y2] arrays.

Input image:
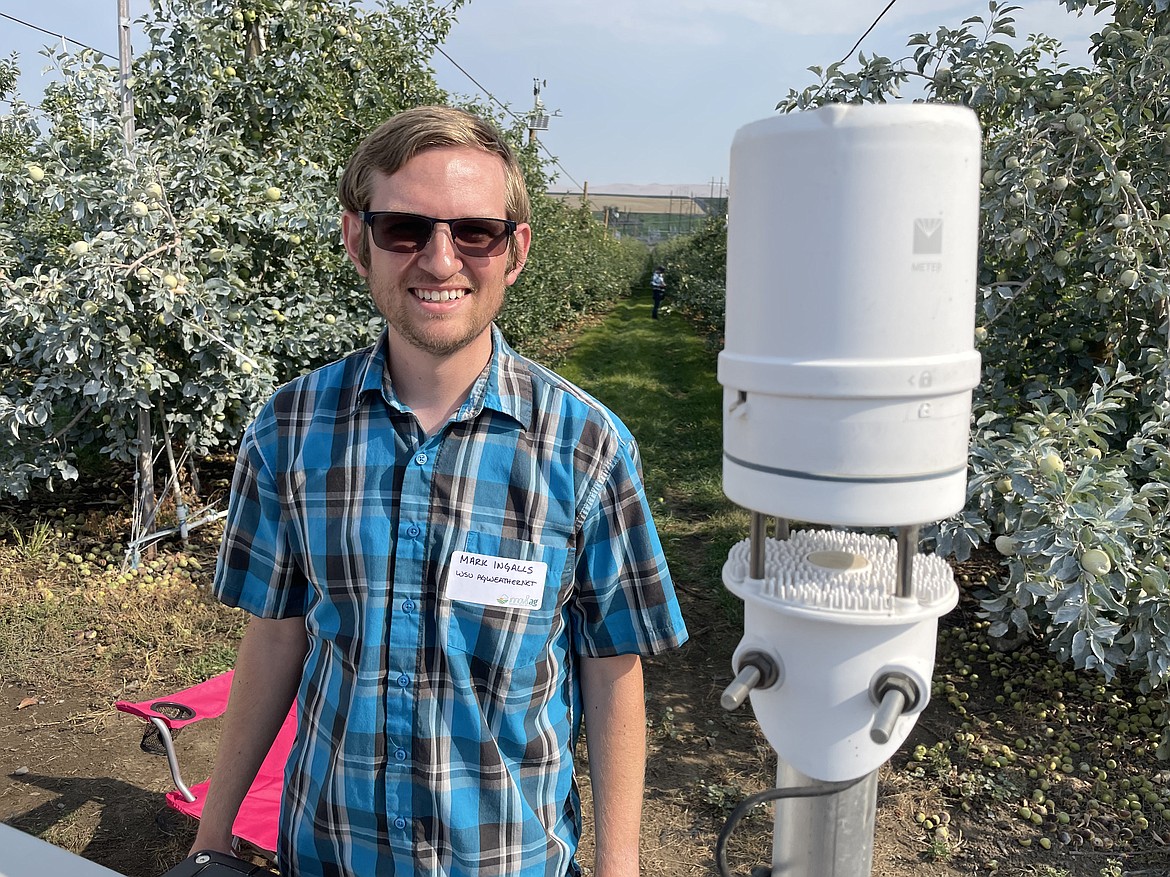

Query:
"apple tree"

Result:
[[776, 0, 1170, 750], [0, 0, 643, 510]]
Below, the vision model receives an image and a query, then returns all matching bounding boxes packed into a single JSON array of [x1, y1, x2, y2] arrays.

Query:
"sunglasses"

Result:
[[360, 211, 517, 257]]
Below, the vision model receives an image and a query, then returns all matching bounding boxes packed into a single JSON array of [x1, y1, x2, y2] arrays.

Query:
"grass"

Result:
[[551, 292, 748, 621]]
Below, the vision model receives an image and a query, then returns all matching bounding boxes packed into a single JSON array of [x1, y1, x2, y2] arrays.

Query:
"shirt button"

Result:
[[406, 524, 420, 537], [414, 452, 428, 465], [402, 599, 415, 613], [397, 674, 410, 688], [394, 817, 406, 830], [395, 748, 407, 761]]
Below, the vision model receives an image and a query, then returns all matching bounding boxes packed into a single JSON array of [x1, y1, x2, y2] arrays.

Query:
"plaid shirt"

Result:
[[213, 325, 688, 877]]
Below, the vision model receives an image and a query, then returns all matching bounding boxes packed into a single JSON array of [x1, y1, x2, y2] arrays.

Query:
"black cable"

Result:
[[433, 46, 584, 191], [837, 0, 900, 65], [0, 11, 112, 57], [714, 776, 867, 877]]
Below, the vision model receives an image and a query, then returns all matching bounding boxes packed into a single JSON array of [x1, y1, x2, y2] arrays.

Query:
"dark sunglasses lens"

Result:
[[371, 214, 433, 252], [449, 220, 511, 255]]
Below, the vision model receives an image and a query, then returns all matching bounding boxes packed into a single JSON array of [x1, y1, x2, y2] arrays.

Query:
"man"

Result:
[[191, 106, 688, 877], [650, 266, 666, 320]]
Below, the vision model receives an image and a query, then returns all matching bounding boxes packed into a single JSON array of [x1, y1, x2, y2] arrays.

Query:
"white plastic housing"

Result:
[[720, 104, 982, 527], [723, 531, 958, 782]]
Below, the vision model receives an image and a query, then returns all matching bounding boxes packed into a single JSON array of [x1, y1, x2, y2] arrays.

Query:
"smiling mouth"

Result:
[[412, 288, 467, 302]]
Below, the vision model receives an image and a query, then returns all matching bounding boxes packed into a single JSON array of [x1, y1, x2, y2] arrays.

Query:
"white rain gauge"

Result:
[[714, 103, 982, 876]]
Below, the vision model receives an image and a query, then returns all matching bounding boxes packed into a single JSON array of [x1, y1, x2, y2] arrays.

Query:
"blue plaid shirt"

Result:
[[213, 325, 688, 877]]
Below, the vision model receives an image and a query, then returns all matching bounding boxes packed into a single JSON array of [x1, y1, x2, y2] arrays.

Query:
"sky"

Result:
[[2, 1, 1108, 193]]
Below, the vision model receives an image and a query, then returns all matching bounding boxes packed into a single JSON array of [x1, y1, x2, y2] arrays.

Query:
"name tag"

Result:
[[446, 550, 547, 610]]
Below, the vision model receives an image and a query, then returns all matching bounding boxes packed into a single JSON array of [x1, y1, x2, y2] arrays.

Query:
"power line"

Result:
[[433, 45, 583, 192], [0, 11, 112, 57], [2, 8, 585, 191], [837, 0, 900, 65]]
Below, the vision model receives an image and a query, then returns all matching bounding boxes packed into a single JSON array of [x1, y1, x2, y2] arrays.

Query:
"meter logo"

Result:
[[913, 218, 943, 254]]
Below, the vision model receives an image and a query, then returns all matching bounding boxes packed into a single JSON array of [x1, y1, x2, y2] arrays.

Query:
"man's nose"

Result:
[[417, 222, 462, 276]]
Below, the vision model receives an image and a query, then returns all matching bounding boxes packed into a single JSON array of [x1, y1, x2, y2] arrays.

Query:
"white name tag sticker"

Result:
[[446, 551, 547, 610]]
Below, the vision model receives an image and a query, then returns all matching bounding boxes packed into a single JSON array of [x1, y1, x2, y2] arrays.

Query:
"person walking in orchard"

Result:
[[191, 105, 689, 877], [650, 266, 667, 319]]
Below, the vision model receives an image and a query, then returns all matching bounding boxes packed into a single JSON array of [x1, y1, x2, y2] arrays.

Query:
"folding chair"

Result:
[[116, 670, 296, 856]]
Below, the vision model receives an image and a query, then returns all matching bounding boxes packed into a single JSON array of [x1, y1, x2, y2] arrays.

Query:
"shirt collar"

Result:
[[353, 325, 533, 431]]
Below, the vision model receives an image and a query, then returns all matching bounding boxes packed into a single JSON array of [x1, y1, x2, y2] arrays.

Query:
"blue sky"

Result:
[[3, 1, 1107, 190]]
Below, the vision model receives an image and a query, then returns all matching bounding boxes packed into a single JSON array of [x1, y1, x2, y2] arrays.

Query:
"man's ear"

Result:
[[505, 222, 533, 286], [340, 211, 369, 277]]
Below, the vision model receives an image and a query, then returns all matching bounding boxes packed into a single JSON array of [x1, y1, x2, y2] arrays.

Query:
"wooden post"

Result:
[[119, 0, 155, 554]]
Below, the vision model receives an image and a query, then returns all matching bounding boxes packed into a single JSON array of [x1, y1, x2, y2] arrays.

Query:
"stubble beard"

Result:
[[371, 273, 506, 358]]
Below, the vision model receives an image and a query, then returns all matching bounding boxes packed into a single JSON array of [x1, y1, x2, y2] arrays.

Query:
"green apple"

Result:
[[27, 164, 45, 183], [1054, 250, 1072, 267], [131, 201, 150, 217], [1039, 453, 1065, 476], [69, 240, 90, 256], [264, 186, 282, 202], [1080, 548, 1112, 576]]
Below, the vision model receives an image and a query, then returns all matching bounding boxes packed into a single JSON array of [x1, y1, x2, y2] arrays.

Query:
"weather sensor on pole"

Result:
[[527, 78, 561, 144], [715, 103, 982, 875]]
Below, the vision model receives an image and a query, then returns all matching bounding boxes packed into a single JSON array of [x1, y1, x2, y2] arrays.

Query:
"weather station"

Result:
[[712, 103, 983, 876], [526, 78, 562, 145]]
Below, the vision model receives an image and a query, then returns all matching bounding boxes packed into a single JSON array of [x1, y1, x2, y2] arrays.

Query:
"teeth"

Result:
[[415, 288, 466, 302]]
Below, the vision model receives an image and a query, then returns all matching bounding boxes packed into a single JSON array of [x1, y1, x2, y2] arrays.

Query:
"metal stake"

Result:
[[895, 525, 919, 599], [750, 512, 767, 579]]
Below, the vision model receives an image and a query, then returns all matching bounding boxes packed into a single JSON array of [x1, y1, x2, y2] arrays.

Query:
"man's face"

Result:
[[341, 146, 531, 361]]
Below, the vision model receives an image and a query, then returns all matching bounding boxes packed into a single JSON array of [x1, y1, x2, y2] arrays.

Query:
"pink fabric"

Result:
[[117, 671, 297, 854], [115, 670, 236, 730]]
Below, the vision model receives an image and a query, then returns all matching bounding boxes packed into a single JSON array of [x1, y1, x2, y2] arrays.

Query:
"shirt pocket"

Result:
[[441, 531, 574, 668]]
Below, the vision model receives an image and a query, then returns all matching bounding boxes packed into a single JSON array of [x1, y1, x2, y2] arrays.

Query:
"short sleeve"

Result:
[[212, 426, 310, 618], [569, 436, 688, 657]]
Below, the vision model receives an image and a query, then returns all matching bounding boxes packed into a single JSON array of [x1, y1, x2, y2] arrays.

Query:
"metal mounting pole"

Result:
[[770, 761, 878, 876]]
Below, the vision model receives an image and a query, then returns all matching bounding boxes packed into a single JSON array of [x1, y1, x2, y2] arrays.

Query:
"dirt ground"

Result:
[[0, 571, 944, 877], [3, 498, 1169, 877]]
